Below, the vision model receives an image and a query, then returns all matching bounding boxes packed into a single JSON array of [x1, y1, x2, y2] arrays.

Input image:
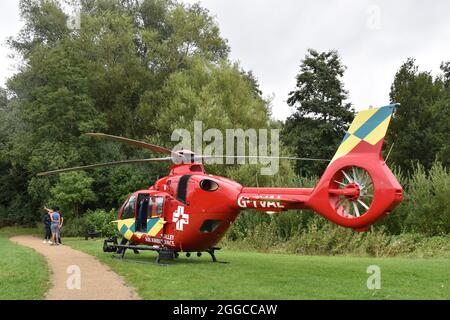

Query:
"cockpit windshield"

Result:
[[121, 195, 136, 220]]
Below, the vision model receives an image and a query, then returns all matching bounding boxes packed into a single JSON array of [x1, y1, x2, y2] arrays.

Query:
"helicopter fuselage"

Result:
[[116, 161, 320, 252]]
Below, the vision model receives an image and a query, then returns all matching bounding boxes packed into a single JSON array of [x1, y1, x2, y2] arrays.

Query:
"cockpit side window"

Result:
[[155, 196, 164, 216], [121, 195, 136, 220]]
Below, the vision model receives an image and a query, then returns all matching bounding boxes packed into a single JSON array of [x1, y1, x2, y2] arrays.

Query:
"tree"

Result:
[[282, 49, 354, 176], [144, 58, 269, 135], [387, 58, 448, 171], [0, 87, 10, 151], [49, 172, 97, 217], [433, 62, 450, 167], [0, 87, 7, 109], [1, 0, 274, 225], [440, 61, 450, 89]]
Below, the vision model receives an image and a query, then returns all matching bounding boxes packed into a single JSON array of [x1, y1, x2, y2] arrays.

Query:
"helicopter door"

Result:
[[144, 196, 165, 237], [136, 194, 152, 232]]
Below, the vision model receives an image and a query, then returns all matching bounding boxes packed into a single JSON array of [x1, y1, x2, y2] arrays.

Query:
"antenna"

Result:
[[385, 142, 395, 163]]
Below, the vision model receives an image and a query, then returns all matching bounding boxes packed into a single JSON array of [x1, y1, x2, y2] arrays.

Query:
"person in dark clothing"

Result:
[[42, 209, 52, 244]]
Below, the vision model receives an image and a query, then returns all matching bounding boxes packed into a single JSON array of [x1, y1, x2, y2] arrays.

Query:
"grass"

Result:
[[65, 238, 450, 300], [0, 227, 49, 300], [1, 226, 449, 300]]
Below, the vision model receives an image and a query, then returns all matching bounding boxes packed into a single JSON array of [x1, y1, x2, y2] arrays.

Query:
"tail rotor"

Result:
[[330, 166, 374, 219]]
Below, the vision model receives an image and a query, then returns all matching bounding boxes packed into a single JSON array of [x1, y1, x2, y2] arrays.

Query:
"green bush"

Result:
[[404, 162, 450, 235], [60, 217, 86, 237], [60, 209, 119, 238], [222, 215, 450, 258], [413, 235, 450, 258], [83, 209, 119, 238], [382, 162, 450, 235], [223, 226, 450, 258], [355, 229, 393, 257]]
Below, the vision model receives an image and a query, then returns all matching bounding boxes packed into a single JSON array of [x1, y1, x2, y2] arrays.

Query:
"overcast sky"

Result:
[[1, 0, 449, 120]]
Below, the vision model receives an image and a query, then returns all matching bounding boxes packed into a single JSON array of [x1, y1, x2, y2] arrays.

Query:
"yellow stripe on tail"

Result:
[[330, 104, 398, 164]]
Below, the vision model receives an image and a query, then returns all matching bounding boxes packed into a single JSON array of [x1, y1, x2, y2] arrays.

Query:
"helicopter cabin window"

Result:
[[155, 196, 164, 216], [121, 195, 136, 220]]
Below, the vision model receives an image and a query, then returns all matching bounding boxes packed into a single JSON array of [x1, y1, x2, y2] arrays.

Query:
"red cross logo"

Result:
[[172, 206, 189, 231]]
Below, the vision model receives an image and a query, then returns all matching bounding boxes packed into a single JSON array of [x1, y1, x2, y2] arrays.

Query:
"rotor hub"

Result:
[[343, 183, 360, 202]]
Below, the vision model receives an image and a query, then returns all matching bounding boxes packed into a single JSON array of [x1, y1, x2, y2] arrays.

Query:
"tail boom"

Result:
[[237, 187, 313, 212]]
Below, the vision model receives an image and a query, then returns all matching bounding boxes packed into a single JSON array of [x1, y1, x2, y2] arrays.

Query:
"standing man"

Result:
[[49, 206, 61, 246], [42, 207, 52, 244]]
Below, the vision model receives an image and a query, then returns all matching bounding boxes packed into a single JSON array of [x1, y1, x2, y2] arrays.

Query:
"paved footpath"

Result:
[[10, 235, 140, 300]]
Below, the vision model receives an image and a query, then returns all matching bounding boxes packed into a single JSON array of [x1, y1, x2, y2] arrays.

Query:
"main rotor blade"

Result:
[[195, 155, 330, 162], [37, 158, 172, 176], [85, 133, 176, 155]]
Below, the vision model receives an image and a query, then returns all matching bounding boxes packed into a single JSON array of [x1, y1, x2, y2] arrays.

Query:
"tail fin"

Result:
[[308, 104, 402, 231], [330, 104, 398, 164]]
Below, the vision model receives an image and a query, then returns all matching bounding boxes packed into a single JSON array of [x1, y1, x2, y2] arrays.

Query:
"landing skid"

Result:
[[206, 248, 228, 264], [111, 254, 170, 266], [103, 237, 226, 264]]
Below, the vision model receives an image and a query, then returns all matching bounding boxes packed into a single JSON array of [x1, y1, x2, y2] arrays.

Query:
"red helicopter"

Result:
[[38, 104, 403, 263]]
